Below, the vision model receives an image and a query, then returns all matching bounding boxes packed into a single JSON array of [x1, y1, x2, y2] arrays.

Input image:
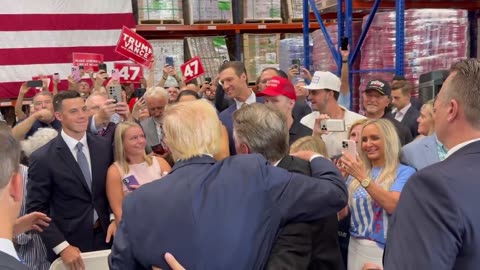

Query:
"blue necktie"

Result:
[[76, 142, 98, 224]]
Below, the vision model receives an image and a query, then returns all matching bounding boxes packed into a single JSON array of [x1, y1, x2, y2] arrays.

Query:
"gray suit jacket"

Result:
[[400, 134, 440, 171], [140, 117, 160, 153], [0, 251, 29, 270]]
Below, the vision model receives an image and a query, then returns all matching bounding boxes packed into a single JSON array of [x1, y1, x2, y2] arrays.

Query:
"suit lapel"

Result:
[[55, 135, 92, 195]]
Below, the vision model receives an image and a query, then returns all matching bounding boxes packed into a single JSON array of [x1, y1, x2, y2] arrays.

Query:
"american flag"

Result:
[[0, 0, 136, 99]]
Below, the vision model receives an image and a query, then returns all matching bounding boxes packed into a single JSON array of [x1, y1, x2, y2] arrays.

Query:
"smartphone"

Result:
[[134, 88, 146, 98], [204, 77, 212, 83], [291, 59, 301, 71], [27, 80, 43, 88], [111, 69, 120, 81], [71, 66, 81, 82], [151, 144, 166, 155], [98, 63, 107, 71], [165, 56, 174, 67], [341, 37, 349, 51], [122, 175, 140, 191], [53, 73, 60, 81], [108, 85, 122, 103], [342, 140, 358, 157], [320, 119, 346, 132]]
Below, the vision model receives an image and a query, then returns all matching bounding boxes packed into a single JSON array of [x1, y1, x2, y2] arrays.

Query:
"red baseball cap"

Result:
[[256, 76, 297, 101]]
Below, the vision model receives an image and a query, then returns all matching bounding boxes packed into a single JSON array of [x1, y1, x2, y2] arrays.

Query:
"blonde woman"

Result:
[[106, 121, 171, 224], [416, 99, 434, 137], [339, 119, 415, 269], [290, 136, 329, 157]]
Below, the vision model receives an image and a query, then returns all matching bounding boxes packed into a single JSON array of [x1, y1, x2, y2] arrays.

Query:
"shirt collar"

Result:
[[272, 156, 285, 167], [0, 238, 20, 261], [445, 138, 480, 159], [235, 90, 256, 109], [392, 103, 411, 116], [61, 129, 87, 152]]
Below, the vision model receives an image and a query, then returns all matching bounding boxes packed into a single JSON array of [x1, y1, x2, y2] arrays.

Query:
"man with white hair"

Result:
[[141, 87, 170, 154]]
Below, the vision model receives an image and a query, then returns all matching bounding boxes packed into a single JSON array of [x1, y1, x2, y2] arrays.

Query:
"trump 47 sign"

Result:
[[114, 63, 143, 83], [180, 56, 205, 82]]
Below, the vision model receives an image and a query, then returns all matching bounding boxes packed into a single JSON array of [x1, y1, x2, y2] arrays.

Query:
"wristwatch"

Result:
[[361, 178, 372, 188]]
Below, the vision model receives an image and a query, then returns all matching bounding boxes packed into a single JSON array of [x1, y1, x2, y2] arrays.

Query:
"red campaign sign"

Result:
[[72, 53, 104, 72], [32, 75, 54, 92], [180, 56, 205, 82], [113, 63, 144, 83], [115, 26, 153, 69]]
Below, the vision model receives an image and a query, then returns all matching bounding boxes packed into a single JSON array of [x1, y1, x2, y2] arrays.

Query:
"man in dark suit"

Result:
[[388, 81, 420, 138], [0, 130, 29, 270], [218, 61, 264, 155], [234, 103, 344, 270], [391, 75, 422, 110], [384, 59, 480, 269], [109, 100, 347, 270], [27, 91, 115, 267]]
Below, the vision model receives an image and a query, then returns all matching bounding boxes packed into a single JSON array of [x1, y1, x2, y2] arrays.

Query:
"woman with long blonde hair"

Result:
[[106, 121, 171, 225], [339, 119, 415, 269]]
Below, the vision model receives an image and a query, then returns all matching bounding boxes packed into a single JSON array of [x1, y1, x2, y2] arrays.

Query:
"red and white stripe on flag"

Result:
[[0, 0, 136, 99]]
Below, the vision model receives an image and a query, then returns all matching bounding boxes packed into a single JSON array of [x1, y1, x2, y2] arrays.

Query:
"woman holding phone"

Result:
[[339, 119, 415, 269], [106, 121, 171, 224]]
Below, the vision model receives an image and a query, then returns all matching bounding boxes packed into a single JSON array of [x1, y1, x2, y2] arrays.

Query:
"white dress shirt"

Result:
[[0, 238, 20, 261], [235, 90, 256, 110], [393, 103, 412, 122], [445, 138, 480, 159], [61, 130, 92, 177]]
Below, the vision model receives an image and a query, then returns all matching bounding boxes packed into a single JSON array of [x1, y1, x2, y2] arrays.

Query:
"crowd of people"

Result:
[[0, 56, 479, 270]]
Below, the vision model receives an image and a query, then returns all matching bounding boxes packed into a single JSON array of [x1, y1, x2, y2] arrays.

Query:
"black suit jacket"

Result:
[[0, 251, 29, 270], [383, 114, 413, 146], [265, 155, 345, 270], [26, 133, 113, 261], [398, 106, 420, 138], [292, 101, 312, 124]]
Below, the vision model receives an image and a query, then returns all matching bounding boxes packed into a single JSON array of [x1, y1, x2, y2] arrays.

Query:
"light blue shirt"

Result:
[[347, 164, 416, 247]]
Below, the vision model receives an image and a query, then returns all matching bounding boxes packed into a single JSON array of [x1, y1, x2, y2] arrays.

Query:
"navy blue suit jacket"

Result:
[[109, 154, 347, 270], [218, 97, 264, 155], [26, 133, 113, 261], [385, 140, 480, 270]]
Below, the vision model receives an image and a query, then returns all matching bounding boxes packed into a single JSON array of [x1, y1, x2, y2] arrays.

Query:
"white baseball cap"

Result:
[[304, 71, 341, 92]]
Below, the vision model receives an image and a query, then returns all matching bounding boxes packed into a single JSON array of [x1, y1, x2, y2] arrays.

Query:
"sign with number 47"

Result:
[[114, 63, 144, 83], [180, 56, 205, 82]]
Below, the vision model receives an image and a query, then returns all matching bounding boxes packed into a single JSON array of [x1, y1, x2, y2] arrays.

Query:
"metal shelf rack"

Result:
[[303, 0, 480, 110]]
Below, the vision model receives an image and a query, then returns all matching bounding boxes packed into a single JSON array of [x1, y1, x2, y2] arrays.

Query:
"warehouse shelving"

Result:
[[303, 0, 480, 110]]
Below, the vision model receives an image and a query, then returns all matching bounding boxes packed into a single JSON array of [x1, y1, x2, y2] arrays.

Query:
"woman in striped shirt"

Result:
[[339, 119, 415, 269]]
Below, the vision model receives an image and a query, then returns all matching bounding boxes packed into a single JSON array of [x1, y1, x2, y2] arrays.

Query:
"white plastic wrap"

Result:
[[360, 9, 468, 105]]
